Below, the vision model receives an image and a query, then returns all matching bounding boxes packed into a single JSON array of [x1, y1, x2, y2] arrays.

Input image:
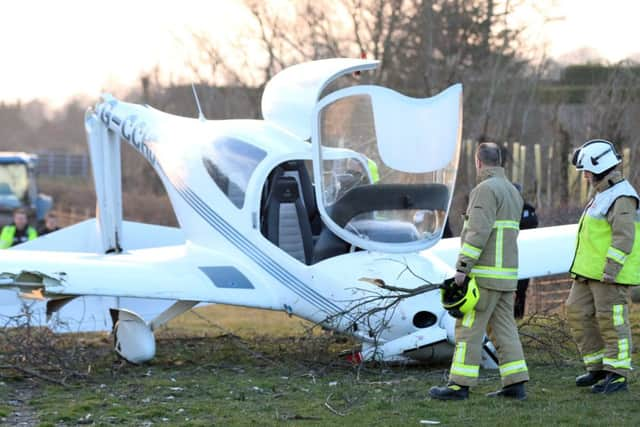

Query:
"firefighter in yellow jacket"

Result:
[[430, 142, 529, 401], [567, 139, 639, 394]]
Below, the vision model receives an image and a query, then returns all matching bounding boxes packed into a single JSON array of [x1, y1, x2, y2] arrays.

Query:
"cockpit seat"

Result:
[[312, 227, 351, 263], [280, 160, 321, 235], [264, 176, 314, 265]]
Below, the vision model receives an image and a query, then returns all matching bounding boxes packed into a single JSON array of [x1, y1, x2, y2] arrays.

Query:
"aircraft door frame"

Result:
[[311, 84, 462, 254]]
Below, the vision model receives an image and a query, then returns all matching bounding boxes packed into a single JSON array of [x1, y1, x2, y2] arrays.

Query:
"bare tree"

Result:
[[585, 61, 640, 147]]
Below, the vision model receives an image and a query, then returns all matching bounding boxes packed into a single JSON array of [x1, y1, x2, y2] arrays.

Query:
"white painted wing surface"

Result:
[[0, 293, 177, 332], [427, 224, 578, 279], [516, 225, 578, 278], [13, 219, 185, 253], [0, 220, 188, 332], [0, 221, 275, 332], [0, 245, 277, 308]]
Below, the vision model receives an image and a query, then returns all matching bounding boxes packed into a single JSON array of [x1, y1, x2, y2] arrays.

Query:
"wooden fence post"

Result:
[[511, 142, 520, 182], [546, 145, 554, 207], [466, 139, 474, 186], [623, 147, 631, 177], [534, 144, 542, 207], [519, 145, 526, 187]]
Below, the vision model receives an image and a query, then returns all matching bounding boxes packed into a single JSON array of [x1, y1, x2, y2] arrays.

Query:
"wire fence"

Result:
[[527, 275, 572, 315], [36, 152, 90, 177], [52, 207, 93, 227], [459, 140, 637, 210], [36, 141, 638, 204]]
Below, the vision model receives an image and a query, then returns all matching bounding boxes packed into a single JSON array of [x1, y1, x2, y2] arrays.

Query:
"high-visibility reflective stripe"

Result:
[[470, 266, 518, 280], [451, 363, 480, 378], [603, 339, 631, 369], [454, 342, 466, 364], [613, 305, 625, 327], [499, 360, 528, 377], [607, 247, 627, 265], [603, 357, 631, 369], [493, 220, 520, 229], [461, 243, 482, 259], [618, 338, 629, 360], [450, 341, 478, 377], [495, 226, 504, 268], [583, 349, 605, 365], [462, 310, 475, 328], [460, 220, 519, 280], [493, 220, 518, 268]]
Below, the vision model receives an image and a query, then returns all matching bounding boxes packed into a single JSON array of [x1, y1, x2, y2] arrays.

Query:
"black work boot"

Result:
[[591, 373, 628, 394], [428, 383, 469, 401], [576, 370, 607, 387], [486, 382, 527, 400]]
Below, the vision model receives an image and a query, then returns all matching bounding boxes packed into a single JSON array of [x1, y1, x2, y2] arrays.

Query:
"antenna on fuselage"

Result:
[[191, 83, 206, 122]]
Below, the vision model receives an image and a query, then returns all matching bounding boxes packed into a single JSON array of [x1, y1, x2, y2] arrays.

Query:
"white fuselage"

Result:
[[97, 99, 455, 355]]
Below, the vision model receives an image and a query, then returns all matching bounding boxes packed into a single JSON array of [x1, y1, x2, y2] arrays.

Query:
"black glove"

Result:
[[448, 309, 465, 319], [440, 277, 470, 319]]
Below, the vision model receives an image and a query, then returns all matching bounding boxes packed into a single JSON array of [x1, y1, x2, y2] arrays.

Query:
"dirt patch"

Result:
[[2, 380, 39, 427]]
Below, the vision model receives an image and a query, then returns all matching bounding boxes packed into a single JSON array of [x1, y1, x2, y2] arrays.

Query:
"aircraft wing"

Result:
[[0, 244, 276, 309], [0, 292, 178, 332], [0, 221, 279, 332], [428, 224, 578, 279]]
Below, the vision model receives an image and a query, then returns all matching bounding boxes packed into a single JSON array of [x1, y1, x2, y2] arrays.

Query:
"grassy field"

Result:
[[1, 305, 640, 426]]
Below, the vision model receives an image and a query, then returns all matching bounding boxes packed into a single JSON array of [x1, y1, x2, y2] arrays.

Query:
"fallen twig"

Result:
[[280, 414, 322, 421], [0, 364, 67, 387], [324, 392, 346, 417]]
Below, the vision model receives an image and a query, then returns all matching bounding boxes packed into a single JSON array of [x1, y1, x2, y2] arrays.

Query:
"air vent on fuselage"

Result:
[[412, 311, 437, 328]]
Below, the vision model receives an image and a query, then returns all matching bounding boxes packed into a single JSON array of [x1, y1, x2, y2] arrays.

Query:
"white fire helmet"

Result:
[[571, 139, 621, 174]]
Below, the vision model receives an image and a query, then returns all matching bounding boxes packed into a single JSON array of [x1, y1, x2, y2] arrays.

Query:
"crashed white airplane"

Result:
[[0, 59, 576, 364]]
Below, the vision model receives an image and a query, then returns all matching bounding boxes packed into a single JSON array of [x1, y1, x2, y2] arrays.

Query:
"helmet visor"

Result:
[[571, 147, 581, 168]]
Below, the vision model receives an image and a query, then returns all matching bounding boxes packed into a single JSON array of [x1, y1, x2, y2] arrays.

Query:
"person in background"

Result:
[[0, 208, 37, 249], [567, 139, 639, 394], [513, 183, 539, 318], [38, 212, 60, 236]]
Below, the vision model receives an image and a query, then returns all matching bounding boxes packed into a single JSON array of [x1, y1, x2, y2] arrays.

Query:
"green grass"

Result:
[[3, 305, 640, 426], [24, 343, 640, 426]]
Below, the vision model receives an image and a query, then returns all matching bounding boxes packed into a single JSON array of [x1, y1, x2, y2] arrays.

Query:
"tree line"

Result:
[[1, 0, 639, 224]]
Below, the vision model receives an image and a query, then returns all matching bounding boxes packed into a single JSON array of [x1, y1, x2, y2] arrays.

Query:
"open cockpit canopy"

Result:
[[312, 84, 462, 253]]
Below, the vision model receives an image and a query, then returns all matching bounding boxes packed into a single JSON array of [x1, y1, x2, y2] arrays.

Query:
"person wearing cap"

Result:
[[567, 139, 639, 394], [429, 142, 528, 401]]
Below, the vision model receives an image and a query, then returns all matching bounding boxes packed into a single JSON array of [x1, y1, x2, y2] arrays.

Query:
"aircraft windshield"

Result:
[[313, 85, 462, 253], [0, 163, 29, 206], [202, 137, 266, 209]]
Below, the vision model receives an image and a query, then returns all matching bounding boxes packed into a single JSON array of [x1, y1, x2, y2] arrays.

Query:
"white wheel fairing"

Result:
[[111, 308, 156, 364]]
